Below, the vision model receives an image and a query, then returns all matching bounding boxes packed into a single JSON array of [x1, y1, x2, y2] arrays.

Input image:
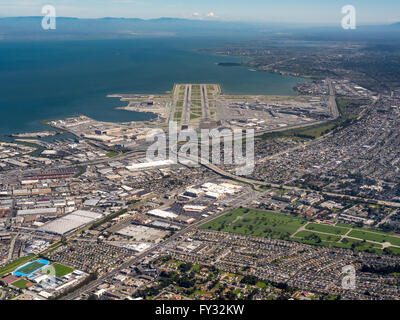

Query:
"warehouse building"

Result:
[[17, 207, 57, 217], [147, 209, 178, 220], [39, 210, 103, 235]]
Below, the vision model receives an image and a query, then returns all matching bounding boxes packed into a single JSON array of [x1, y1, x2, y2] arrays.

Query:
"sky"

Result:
[[0, 0, 399, 25]]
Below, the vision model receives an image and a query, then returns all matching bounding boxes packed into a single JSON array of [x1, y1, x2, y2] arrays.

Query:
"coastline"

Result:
[[0, 39, 308, 137], [108, 94, 168, 121]]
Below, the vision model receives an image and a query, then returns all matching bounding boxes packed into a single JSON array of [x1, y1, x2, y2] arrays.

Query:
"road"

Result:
[[169, 108, 400, 210], [9, 78, 394, 299], [180, 91, 400, 208], [0, 146, 148, 184], [377, 209, 399, 227], [6, 233, 18, 263], [39, 84, 398, 299], [2, 77, 339, 185], [202, 160, 400, 208]]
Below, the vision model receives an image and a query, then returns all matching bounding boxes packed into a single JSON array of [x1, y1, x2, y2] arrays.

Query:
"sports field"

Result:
[[42, 263, 74, 277], [12, 279, 31, 289], [13, 259, 49, 277], [0, 255, 36, 277]]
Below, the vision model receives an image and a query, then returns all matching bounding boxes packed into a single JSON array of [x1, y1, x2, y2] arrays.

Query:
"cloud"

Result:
[[190, 11, 218, 20], [389, 18, 400, 23]]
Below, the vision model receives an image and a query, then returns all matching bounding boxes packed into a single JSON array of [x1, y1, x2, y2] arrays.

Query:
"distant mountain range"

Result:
[[0, 16, 398, 41], [0, 16, 269, 40]]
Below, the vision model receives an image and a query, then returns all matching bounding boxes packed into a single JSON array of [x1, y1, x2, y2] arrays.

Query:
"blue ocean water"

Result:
[[0, 38, 306, 135]]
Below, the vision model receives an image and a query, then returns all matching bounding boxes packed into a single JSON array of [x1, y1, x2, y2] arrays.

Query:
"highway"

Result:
[[169, 93, 400, 210], [58, 92, 400, 300], [9, 78, 396, 300], [2, 78, 339, 185]]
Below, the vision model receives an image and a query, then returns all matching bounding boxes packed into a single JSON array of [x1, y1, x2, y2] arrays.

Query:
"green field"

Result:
[[296, 123, 337, 139], [42, 263, 74, 277], [348, 230, 400, 246], [296, 223, 394, 253], [295, 230, 341, 244], [200, 208, 306, 240], [17, 261, 46, 275], [341, 238, 382, 249], [174, 111, 182, 121], [0, 242, 62, 278], [305, 223, 350, 235], [0, 255, 36, 277], [336, 222, 353, 228], [106, 151, 119, 158], [54, 263, 74, 277], [12, 279, 31, 289], [201, 208, 400, 255], [386, 246, 400, 255], [260, 98, 363, 141]]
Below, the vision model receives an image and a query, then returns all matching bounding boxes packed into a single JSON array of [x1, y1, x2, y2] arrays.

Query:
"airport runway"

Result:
[[181, 84, 191, 127], [201, 84, 210, 120]]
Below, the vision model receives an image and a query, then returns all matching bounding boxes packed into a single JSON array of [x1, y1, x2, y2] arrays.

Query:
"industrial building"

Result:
[[17, 207, 58, 217], [39, 210, 103, 235], [147, 209, 178, 219]]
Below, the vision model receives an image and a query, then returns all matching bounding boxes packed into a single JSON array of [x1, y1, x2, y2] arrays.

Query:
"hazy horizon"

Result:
[[0, 0, 399, 25], [0, 16, 397, 27]]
